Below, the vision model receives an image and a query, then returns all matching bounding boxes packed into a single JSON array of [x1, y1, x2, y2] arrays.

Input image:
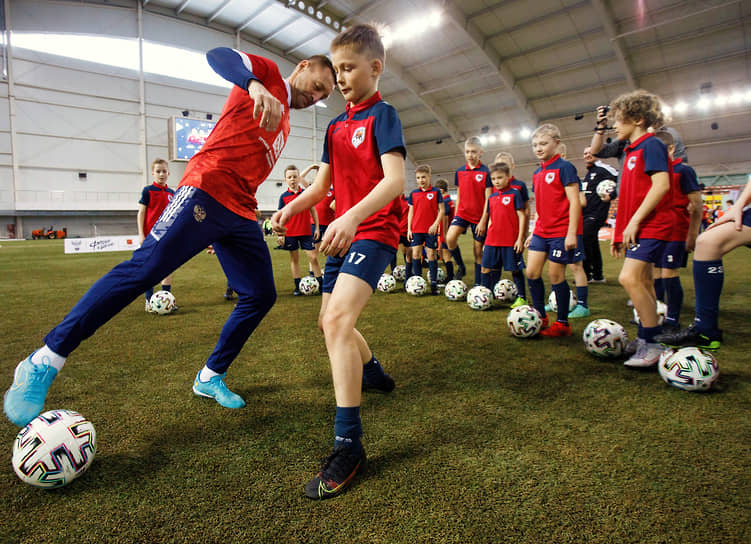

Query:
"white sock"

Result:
[[30, 345, 66, 371], [199, 366, 221, 382]]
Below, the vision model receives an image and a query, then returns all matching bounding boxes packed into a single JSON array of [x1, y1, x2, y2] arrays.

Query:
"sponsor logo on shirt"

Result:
[[352, 126, 366, 148], [627, 156, 637, 170], [545, 172, 555, 184]]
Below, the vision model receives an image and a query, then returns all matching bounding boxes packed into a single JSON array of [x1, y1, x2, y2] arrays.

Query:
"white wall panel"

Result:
[[15, 133, 140, 173], [9, 0, 137, 38], [142, 12, 234, 53]]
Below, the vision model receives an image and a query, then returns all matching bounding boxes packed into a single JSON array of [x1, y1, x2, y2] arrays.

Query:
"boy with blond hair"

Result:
[[446, 137, 492, 286], [526, 123, 584, 337], [407, 164, 444, 294], [609, 90, 673, 367], [137, 158, 176, 312], [272, 24, 405, 500]]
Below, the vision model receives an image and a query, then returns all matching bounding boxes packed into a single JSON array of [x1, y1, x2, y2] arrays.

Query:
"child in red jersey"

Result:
[[137, 158, 176, 312], [525, 124, 583, 337], [434, 178, 455, 281], [608, 90, 672, 367], [481, 162, 527, 304], [272, 24, 405, 500], [278, 164, 321, 294], [407, 165, 444, 294]]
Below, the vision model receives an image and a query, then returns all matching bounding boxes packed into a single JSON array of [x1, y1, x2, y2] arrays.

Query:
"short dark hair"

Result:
[[435, 178, 449, 192], [654, 129, 674, 148], [415, 164, 432, 175], [307, 54, 336, 85], [284, 164, 298, 175], [490, 162, 511, 176]]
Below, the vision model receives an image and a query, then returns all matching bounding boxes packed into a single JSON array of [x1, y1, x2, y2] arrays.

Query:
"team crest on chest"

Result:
[[627, 156, 637, 170], [502, 196, 511, 205], [475, 173, 484, 182], [427, 193, 434, 200], [352, 126, 366, 148], [545, 172, 556, 184]]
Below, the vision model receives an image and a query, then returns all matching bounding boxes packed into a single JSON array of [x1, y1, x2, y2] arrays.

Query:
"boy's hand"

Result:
[[428, 223, 438, 235], [313, 228, 320, 241], [610, 241, 624, 258], [320, 214, 358, 257], [270, 209, 288, 235], [685, 233, 697, 253], [476, 217, 488, 236], [596, 106, 608, 128], [622, 219, 640, 249], [514, 238, 524, 253], [564, 233, 576, 251], [524, 234, 532, 248], [407, 229, 413, 242], [248, 80, 282, 132], [708, 205, 743, 231]]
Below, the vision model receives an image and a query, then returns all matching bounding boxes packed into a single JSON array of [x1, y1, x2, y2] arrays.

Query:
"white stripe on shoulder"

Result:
[[232, 49, 253, 73], [595, 160, 619, 176]]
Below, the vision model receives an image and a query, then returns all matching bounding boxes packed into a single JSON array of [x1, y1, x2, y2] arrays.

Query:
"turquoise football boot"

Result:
[[192, 372, 245, 409], [4, 353, 58, 427]]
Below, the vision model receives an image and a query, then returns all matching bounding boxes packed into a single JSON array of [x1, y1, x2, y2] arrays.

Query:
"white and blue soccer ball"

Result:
[[633, 301, 668, 326], [436, 267, 447, 284], [507, 305, 543, 338], [596, 179, 617, 198], [548, 290, 577, 312], [467, 286, 493, 310], [405, 275, 427, 296], [493, 279, 518, 303], [658, 347, 719, 391], [444, 279, 468, 301], [299, 275, 320, 296], [582, 319, 628, 358], [377, 273, 397, 293], [12, 409, 97, 489], [392, 265, 407, 282], [149, 290, 176, 314]]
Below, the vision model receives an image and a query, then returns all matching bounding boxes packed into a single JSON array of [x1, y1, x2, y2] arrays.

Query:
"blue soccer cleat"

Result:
[[4, 354, 58, 427], [568, 304, 591, 318], [192, 372, 246, 409]]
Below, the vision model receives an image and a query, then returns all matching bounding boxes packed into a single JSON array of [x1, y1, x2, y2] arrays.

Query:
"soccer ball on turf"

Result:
[[149, 290, 176, 314], [507, 305, 543, 337], [548, 290, 577, 312], [405, 275, 427, 296], [596, 179, 617, 199], [493, 279, 518, 303], [392, 265, 406, 282], [582, 319, 628, 358], [12, 409, 97, 489], [444, 279, 468, 301], [633, 300, 668, 326], [467, 286, 493, 310], [377, 273, 397, 293], [299, 275, 320, 295], [658, 347, 719, 391], [436, 267, 446, 283]]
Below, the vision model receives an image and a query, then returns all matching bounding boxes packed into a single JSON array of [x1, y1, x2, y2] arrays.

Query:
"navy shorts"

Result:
[[399, 235, 410, 247], [410, 232, 438, 249], [481, 245, 525, 271], [450, 215, 486, 242], [626, 238, 670, 264], [283, 235, 314, 251], [655, 240, 688, 269], [322, 239, 396, 294], [311, 224, 328, 239], [528, 234, 585, 264], [743, 208, 751, 227]]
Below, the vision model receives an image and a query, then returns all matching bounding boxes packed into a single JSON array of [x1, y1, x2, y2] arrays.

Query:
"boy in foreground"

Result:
[[272, 24, 405, 500]]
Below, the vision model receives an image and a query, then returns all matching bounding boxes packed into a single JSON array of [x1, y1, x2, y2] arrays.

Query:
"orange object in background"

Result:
[[31, 227, 67, 240]]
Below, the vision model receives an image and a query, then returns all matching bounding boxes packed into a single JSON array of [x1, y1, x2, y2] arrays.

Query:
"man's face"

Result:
[[289, 60, 335, 109]]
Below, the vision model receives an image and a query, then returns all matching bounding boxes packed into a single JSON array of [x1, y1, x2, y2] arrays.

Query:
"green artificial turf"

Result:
[[0, 238, 748, 543]]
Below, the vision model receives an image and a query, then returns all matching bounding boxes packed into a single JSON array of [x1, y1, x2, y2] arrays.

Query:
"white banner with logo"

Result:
[[64, 236, 140, 254]]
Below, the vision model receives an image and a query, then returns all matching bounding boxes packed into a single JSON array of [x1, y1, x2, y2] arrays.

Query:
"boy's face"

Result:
[[285, 169, 300, 191], [532, 134, 559, 162], [465, 144, 483, 166], [152, 163, 169, 185], [491, 171, 510, 191], [330, 45, 382, 105], [416, 171, 431, 190], [614, 112, 638, 141], [667, 143, 675, 160]]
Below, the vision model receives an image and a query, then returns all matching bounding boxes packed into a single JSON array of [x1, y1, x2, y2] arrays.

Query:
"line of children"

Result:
[[137, 158, 176, 313], [407, 165, 444, 294]]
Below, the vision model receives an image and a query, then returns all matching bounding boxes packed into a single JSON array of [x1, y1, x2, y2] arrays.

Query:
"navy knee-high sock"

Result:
[[489, 270, 501, 291], [528, 277, 545, 317], [576, 285, 588, 308], [445, 261, 454, 281], [654, 278, 665, 302], [693, 260, 724, 334], [552, 281, 571, 324], [481, 272, 491, 289], [334, 406, 362, 451], [450, 247, 464, 268], [412, 259, 422, 278], [428, 260, 438, 285], [474, 265, 481, 287], [512, 271, 526, 299], [663, 276, 683, 325]]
